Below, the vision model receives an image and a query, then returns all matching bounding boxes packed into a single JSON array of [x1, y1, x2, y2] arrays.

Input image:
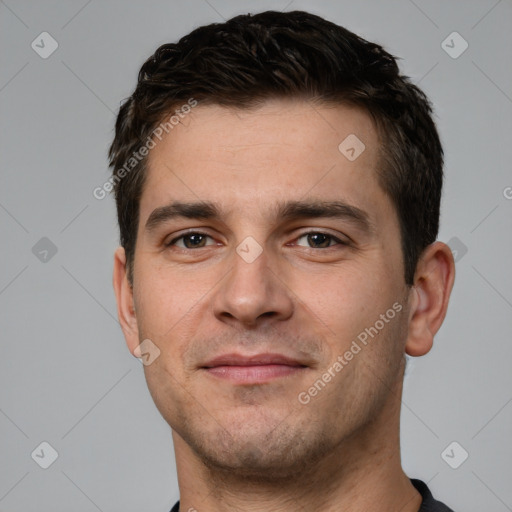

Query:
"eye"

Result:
[[294, 231, 346, 249], [167, 232, 216, 249]]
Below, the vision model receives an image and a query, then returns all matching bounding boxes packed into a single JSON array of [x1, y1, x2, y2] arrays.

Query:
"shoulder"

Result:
[[410, 478, 456, 512]]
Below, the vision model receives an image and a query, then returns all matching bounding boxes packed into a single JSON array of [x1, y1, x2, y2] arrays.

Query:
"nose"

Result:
[[211, 242, 294, 329]]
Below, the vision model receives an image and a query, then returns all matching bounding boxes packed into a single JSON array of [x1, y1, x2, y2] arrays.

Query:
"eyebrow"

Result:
[[144, 199, 374, 234]]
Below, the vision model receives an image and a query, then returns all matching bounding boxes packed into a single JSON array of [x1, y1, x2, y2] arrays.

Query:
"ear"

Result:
[[113, 246, 140, 355], [405, 241, 456, 357]]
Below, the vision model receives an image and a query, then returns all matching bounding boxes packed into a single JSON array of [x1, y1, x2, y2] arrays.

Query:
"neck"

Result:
[[172, 382, 421, 512]]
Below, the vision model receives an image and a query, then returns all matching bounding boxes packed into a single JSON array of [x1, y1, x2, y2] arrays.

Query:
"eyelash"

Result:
[[166, 231, 348, 250]]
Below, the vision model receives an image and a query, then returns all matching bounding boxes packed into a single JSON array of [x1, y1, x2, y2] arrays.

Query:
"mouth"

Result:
[[201, 353, 309, 384]]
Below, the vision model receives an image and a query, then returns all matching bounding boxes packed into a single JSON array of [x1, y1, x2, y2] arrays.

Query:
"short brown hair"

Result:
[[108, 10, 443, 286]]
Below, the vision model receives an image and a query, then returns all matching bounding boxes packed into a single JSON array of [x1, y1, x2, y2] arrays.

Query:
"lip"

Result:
[[201, 353, 308, 384], [202, 353, 306, 368]]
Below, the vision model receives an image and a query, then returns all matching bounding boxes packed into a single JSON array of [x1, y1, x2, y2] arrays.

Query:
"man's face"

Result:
[[128, 100, 412, 477]]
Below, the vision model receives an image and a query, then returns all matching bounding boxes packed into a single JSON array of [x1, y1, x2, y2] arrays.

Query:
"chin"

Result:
[[180, 412, 335, 481], [200, 441, 312, 480]]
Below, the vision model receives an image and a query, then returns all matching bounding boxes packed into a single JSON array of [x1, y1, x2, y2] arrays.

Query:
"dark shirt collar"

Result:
[[169, 478, 455, 511]]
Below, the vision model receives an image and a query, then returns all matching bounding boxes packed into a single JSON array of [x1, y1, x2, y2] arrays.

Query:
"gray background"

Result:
[[1, 0, 511, 511]]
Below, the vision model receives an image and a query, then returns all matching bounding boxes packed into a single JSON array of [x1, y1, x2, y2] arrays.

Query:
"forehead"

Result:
[[139, 99, 389, 226]]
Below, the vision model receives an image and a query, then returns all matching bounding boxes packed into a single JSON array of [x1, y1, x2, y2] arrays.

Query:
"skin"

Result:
[[113, 99, 455, 512]]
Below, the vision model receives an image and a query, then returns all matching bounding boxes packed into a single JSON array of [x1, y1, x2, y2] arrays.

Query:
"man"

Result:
[[110, 10, 456, 512]]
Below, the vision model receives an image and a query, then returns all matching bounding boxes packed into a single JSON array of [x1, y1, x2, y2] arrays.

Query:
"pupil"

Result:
[[308, 233, 329, 248], [185, 234, 205, 248]]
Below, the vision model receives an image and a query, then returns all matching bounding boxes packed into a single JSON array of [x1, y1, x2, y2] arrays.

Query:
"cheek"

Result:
[[134, 263, 207, 343], [289, 262, 400, 347]]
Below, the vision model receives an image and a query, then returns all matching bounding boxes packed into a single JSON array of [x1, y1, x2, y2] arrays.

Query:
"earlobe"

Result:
[[112, 246, 140, 354], [405, 241, 455, 357]]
